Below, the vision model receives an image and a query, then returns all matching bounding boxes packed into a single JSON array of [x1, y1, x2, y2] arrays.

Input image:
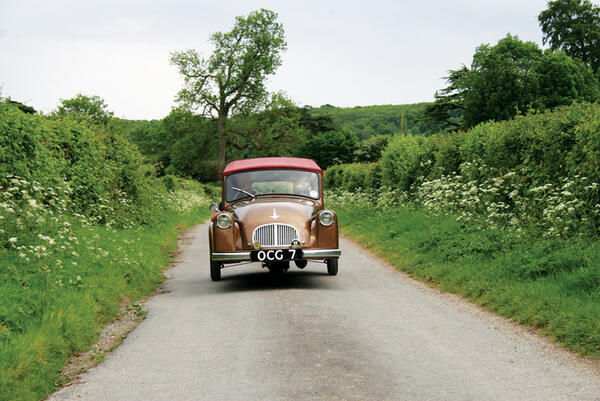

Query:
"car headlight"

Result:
[[216, 213, 232, 229], [319, 210, 334, 226]]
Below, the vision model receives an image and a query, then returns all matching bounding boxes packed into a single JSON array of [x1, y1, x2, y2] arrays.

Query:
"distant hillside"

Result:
[[309, 103, 443, 140]]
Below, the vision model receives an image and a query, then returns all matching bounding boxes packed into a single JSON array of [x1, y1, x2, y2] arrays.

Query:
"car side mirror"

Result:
[[209, 203, 219, 213]]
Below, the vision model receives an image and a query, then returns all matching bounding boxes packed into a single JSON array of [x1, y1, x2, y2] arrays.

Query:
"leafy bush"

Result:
[[381, 134, 435, 191], [340, 164, 368, 192], [353, 135, 389, 162], [0, 100, 163, 226], [429, 132, 466, 178], [324, 162, 381, 191], [365, 162, 383, 190], [0, 103, 54, 186], [323, 164, 344, 189]]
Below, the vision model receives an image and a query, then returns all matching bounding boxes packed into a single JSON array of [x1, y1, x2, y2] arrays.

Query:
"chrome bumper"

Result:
[[211, 248, 341, 262]]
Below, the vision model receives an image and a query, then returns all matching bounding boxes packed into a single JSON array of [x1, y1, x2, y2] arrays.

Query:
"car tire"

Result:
[[327, 258, 338, 276], [210, 260, 222, 281]]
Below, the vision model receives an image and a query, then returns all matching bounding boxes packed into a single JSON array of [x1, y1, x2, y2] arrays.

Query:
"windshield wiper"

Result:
[[231, 186, 255, 200]]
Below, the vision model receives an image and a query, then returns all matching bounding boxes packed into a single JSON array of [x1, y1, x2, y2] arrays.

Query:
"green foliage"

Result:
[[162, 113, 217, 182], [353, 134, 389, 162], [297, 129, 357, 170], [170, 9, 286, 115], [128, 119, 166, 157], [6, 99, 36, 114], [539, 0, 600, 72], [309, 103, 443, 140], [464, 35, 543, 126], [421, 67, 468, 131], [338, 103, 600, 195], [54, 94, 114, 125], [460, 102, 600, 185], [323, 164, 343, 189], [429, 132, 466, 177], [0, 101, 52, 185], [427, 34, 600, 129], [537, 50, 600, 108], [129, 100, 345, 180], [129, 109, 217, 181], [381, 134, 435, 191], [324, 162, 382, 191], [227, 94, 308, 159], [1, 101, 160, 223]]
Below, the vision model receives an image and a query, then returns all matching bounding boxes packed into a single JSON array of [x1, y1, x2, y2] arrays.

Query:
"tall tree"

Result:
[[464, 35, 543, 127], [421, 66, 469, 130], [170, 9, 287, 173], [538, 0, 600, 72], [424, 34, 600, 129]]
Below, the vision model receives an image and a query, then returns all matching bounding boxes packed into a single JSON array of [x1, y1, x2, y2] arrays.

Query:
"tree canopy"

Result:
[[128, 102, 350, 180], [420, 67, 468, 131], [54, 94, 114, 124], [464, 35, 544, 126], [424, 34, 600, 129], [538, 0, 600, 72], [297, 129, 357, 170]]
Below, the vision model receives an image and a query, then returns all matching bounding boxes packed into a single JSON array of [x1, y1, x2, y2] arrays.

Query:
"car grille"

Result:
[[252, 223, 300, 247]]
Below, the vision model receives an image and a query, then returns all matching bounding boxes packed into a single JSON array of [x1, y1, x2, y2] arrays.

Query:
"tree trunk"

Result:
[[217, 113, 227, 179]]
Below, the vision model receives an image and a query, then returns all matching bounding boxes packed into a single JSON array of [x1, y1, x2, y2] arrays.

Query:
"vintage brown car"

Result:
[[208, 157, 340, 281]]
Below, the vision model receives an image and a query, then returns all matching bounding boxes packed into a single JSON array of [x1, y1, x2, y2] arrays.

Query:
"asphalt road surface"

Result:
[[51, 223, 600, 401]]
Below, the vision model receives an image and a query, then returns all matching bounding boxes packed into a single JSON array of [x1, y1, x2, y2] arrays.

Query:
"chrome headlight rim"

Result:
[[319, 210, 335, 227], [216, 213, 232, 229]]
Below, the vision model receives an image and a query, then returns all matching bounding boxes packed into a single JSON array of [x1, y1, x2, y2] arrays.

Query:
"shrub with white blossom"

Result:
[[327, 162, 599, 238]]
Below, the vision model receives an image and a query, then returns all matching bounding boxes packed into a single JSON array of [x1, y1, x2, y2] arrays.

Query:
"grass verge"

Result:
[[0, 206, 210, 401], [336, 204, 600, 358]]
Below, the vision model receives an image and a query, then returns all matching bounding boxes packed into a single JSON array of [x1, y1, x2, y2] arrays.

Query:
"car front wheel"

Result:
[[210, 260, 222, 281], [327, 258, 338, 276]]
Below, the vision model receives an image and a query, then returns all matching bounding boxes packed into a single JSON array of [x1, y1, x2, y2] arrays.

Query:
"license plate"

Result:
[[250, 249, 303, 262]]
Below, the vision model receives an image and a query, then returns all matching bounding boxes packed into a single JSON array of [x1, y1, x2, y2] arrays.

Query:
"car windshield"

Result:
[[225, 169, 320, 202]]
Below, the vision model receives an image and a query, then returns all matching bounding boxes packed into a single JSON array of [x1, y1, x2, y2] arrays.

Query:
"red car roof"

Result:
[[222, 157, 323, 176]]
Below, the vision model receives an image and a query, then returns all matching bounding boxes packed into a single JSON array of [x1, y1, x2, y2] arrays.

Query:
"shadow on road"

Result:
[[216, 268, 338, 293]]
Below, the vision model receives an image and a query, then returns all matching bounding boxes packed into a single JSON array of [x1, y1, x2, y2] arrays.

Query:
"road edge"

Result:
[[48, 225, 201, 395], [340, 233, 600, 378]]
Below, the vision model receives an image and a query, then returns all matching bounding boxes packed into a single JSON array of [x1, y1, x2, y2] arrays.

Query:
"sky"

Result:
[[0, 0, 551, 120]]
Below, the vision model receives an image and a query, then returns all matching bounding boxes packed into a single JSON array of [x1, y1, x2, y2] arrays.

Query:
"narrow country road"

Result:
[[51, 223, 600, 401]]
